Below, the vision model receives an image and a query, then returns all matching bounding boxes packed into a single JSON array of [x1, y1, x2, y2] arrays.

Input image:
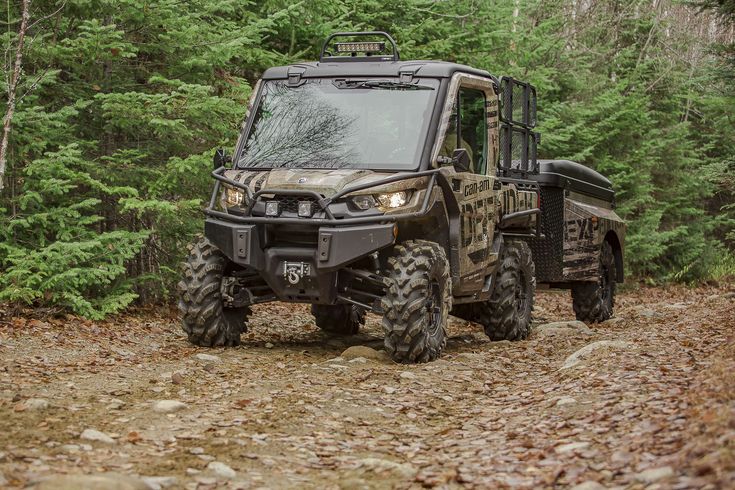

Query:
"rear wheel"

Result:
[[312, 304, 365, 335], [572, 241, 616, 323], [480, 240, 535, 341], [178, 237, 250, 347], [381, 240, 452, 363]]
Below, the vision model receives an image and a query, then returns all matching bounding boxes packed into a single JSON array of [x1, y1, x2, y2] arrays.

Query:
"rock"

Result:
[[570, 482, 605, 490], [638, 308, 661, 318], [341, 345, 386, 361], [195, 476, 217, 485], [561, 341, 633, 369], [555, 442, 590, 453], [399, 371, 417, 380], [60, 444, 80, 453], [152, 400, 187, 413], [36, 473, 148, 490], [383, 387, 397, 394], [189, 447, 205, 455], [171, 373, 184, 385], [635, 466, 674, 483], [141, 476, 178, 489], [264, 342, 274, 349], [663, 303, 688, 310], [600, 317, 624, 326], [22, 398, 50, 411], [80, 429, 116, 444], [533, 321, 593, 337], [556, 396, 577, 406], [207, 461, 236, 479], [348, 356, 368, 364], [359, 457, 417, 478], [195, 353, 220, 362]]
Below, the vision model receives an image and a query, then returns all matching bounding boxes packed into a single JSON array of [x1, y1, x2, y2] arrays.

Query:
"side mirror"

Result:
[[452, 148, 471, 173], [213, 148, 232, 169]]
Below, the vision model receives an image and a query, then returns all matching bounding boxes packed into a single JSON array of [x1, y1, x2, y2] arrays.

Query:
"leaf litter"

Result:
[[0, 285, 733, 488]]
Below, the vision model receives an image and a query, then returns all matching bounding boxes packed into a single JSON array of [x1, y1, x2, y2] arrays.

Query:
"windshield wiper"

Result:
[[334, 79, 434, 90]]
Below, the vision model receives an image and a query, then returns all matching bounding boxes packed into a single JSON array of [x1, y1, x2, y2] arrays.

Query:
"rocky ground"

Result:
[[0, 285, 733, 489]]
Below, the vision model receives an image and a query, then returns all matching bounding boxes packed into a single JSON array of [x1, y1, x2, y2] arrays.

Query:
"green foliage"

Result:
[[0, 0, 733, 317]]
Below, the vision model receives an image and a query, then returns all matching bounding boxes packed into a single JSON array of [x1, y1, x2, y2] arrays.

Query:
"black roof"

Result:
[[261, 60, 493, 80]]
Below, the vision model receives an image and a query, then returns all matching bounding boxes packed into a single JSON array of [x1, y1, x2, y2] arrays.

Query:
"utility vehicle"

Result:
[[178, 32, 625, 363]]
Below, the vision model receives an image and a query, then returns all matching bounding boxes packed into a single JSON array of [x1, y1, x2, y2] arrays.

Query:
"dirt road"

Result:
[[1, 286, 733, 489]]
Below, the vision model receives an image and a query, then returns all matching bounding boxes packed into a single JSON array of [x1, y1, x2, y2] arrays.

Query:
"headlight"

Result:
[[219, 185, 245, 209], [376, 191, 409, 209]]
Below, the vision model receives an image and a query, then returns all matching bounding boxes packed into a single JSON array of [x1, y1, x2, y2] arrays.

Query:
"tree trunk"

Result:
[[0, 0, 31, 191]]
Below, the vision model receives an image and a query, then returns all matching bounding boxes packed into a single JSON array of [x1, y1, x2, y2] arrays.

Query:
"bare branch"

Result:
[[0, 0, 30, 191]]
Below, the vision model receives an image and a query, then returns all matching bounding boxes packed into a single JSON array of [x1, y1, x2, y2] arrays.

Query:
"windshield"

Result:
[[236, 78, 439, 170]]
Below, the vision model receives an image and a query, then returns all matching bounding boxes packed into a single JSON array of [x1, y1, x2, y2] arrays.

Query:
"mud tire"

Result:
[[312, 304, 365, 335], [572, 240, 616, 323], [177, 237, 250, 347], [381, 240, 452, 364], [481, 240, 535, 341]]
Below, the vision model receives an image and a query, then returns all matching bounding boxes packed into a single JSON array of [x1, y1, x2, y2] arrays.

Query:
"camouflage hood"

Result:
[[223, 168, 423, 197]]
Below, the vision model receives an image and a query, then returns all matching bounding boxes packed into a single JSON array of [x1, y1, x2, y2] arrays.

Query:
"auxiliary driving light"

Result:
[[298, 200, 314, 218], [265, 201, 280, 217]]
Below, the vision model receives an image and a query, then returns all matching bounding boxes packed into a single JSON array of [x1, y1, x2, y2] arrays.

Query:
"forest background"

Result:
[[0, 0, 733, 319]]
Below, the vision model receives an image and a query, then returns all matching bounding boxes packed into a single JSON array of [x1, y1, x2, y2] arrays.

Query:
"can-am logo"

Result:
[[298, 178, 307, 183]]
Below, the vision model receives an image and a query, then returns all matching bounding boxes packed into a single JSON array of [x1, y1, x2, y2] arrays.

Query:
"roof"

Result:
[[261, 60, 493, 80]]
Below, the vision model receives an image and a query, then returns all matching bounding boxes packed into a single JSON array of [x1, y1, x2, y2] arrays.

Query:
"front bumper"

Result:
[[205, 218, 395, 303], [206, 218, 395, 272]]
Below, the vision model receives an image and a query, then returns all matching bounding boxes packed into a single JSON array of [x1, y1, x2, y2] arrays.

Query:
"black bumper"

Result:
[[205, 218, 394, 304], [205, 218, 395, 272]]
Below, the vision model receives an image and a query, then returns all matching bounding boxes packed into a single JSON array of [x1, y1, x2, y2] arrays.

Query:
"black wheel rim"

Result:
[[427, 281, 442, 336]]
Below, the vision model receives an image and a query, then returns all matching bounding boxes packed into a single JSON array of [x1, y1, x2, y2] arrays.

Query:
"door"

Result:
[[437, 76, 499, 294]]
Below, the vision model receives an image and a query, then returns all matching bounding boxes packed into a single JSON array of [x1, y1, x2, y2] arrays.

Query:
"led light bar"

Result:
[[335, 41, 386, 53]]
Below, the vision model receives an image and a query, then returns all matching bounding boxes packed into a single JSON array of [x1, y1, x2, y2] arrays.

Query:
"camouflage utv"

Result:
[[178, 32, 625, 363]]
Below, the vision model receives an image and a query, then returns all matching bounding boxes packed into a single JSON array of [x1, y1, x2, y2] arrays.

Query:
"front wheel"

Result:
[[572, 241, 616, 323], [177, 237, 250, 347], [480, 240, 535, 341], [312, 304, 365, 335], [381, 240, 452, 364]]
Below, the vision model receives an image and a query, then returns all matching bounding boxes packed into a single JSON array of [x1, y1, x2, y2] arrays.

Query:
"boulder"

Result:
[[561, 341, 633, 369], [194, 353, 220, 362], [206, 461, 236, 479], [152, 400, 187, 413], [22, 398, 50, 411], [80, 429, 116, 444]]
